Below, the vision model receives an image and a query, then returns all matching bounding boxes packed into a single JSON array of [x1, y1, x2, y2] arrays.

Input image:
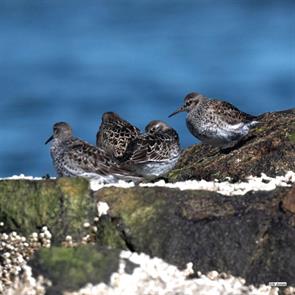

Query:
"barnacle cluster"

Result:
[[0, 226, 51, 293]]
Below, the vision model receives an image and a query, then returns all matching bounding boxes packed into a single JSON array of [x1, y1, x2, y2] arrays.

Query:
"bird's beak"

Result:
[[168, 106, 185, 118], [45, 135, 54, 145]]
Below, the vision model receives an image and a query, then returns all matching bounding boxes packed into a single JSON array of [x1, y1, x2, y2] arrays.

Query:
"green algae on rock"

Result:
[[0, 177, 96, 243], [1, 177, 295, 288], [30, 246, 121, 295], [166, 109, 295, 182]]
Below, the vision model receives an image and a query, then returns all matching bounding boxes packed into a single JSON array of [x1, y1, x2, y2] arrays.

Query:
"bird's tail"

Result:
[[113, 173, 143, 184]]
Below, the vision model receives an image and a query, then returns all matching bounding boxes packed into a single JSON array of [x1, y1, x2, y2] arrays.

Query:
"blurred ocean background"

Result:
[[0, 0, 294, 177]]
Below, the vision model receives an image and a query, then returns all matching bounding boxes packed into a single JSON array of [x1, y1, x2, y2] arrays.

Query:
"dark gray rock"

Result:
[[95, 185, 295, 287]]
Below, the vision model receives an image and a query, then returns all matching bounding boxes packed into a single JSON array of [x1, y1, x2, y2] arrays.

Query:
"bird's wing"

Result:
[[96, 120, 140, 158], [98, 119, 140, 140], [209, 100, 257, 125], [124, 134, 173, 163], [66, 139, 120, 176]]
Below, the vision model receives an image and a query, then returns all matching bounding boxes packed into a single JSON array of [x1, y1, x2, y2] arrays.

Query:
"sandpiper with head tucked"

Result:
[[169, 92, 258, 149], [120, 120, 181, 177], [45, 122, 141, 183], [96, 112, 140, 159]]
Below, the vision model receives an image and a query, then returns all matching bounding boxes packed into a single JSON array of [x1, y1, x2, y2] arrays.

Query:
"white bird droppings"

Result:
[[3, 171, 295, 196], [90, 171, 295, 196]]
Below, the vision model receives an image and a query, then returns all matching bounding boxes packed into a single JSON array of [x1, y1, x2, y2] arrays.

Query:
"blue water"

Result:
[[0, 0, 294, 177]]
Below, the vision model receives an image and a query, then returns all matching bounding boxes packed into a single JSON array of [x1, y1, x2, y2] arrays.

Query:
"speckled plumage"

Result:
[[120, 120, 181, 177], [96, 112, 140, 158], [169, 92, 258, 148], [46, 122, 141, 183]]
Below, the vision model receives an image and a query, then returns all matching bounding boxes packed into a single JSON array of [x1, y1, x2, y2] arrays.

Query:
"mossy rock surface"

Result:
[[1, 177, 294, 287], [30, 246, 121, 295], [166, 109, 295, 182], [18, 183, 295, 291], [95, 185, 295, 286], [0, 177, 96, 243]]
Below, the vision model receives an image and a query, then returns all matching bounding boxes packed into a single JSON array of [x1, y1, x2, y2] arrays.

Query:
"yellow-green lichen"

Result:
[[33, 246, 120, 292], [0, 178, 95, 242], [287, 132, 295, 142]]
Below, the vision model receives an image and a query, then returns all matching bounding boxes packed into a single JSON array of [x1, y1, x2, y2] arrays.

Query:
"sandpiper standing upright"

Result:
[[96, 112, 140, 158], [45, 122, 141, 183], [120, 120, 181, 177], [169, 92, 258, 149]]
